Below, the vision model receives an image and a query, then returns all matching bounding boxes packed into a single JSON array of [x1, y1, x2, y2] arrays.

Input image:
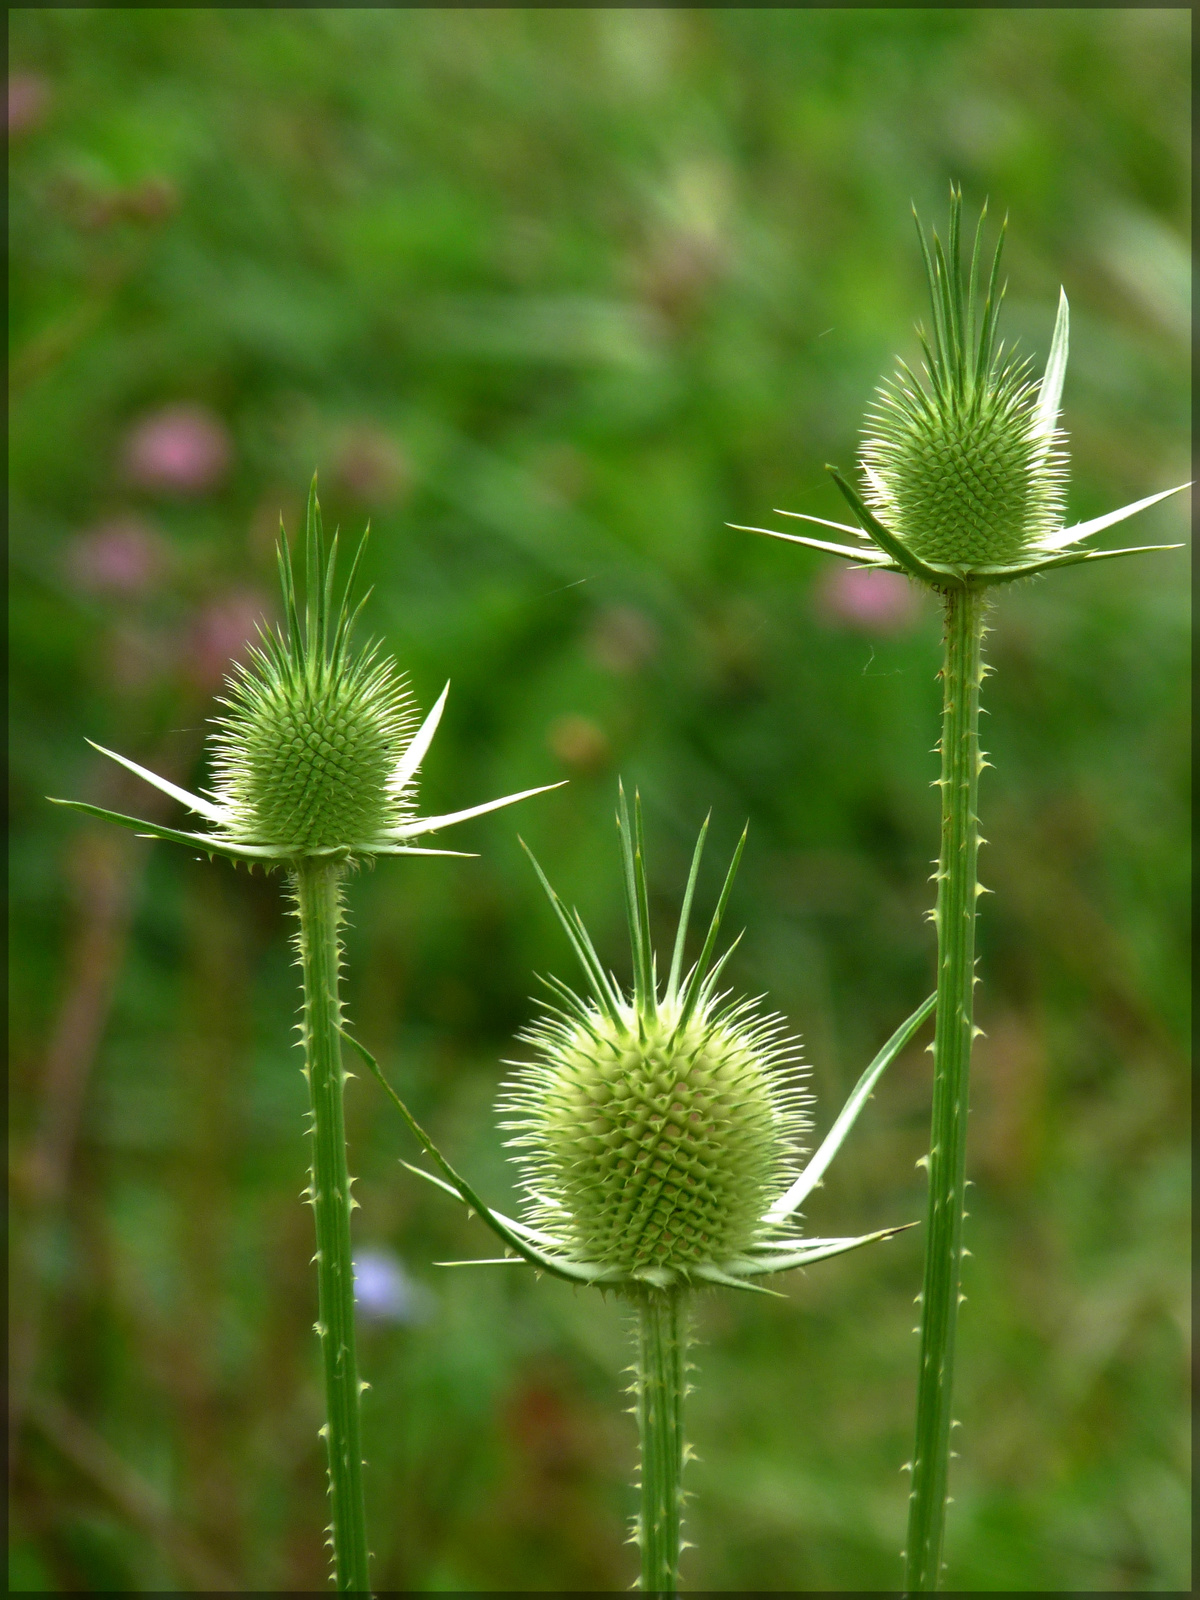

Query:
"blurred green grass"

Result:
[[9, 9, 1189, 1592]]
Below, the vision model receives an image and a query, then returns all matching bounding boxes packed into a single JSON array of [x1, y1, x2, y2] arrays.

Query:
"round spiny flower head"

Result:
[[860, 188, 1067, 571], [499, 794, 810, 1291], [209, 484, 417, 855], [504, 995, 807, 1284]]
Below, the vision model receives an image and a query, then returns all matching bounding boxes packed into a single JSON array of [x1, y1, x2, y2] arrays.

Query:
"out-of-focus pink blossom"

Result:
[[814, 564, 921, 634], [8, 73, 50, 136], [66, 518, 168, 598], [187, 589, 269, 691], [123, 405, 231, 496]]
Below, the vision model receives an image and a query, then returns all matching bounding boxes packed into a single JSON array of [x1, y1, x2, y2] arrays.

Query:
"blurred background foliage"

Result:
[[8, 8, 1189, 1593]]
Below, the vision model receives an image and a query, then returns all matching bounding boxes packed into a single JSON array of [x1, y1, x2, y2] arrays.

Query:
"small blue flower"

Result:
[[352, 1248, 434, 1326]]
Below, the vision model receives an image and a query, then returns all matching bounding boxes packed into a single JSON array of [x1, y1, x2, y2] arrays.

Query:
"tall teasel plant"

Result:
[[50, 478, 561, 1593], [734, 187, 1190, 1591], [344, 785, 936, 1593]]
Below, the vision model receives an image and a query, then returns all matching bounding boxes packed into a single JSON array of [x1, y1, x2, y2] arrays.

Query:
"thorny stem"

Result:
[[293, 858, 371, 1594], [904, 584, 987, 1592], [634, 1290, 688, 1595]]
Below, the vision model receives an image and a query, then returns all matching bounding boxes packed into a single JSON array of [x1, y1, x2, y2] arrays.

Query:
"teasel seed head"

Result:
[[498, 787, 810, 1291], [503, 994, 808, 1283], [860, 186, 1067, 570], [209, 501, 418, 853], [51, 474, 563, 864], [737, 185, 1188, 588]]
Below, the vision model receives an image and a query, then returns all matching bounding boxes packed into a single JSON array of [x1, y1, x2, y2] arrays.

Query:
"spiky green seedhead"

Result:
[[210, 486, 417, 852], [737, 185, 1187, 587], [503, 995, 807, 1282], [860, 187, 1066, 569], [211, 658, 414, 852], [50, 474, 562, 864], [498, 789, 809, 1291]]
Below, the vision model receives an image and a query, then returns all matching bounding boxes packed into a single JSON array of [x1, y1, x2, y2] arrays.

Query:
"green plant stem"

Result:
[[904, 583, 986, 1592], [634, 1289, 687, 1595], [293, 857, 371, 1595]]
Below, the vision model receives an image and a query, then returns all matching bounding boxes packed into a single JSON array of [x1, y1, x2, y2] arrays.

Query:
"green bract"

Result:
[[733, 186, 1188, 588], [50, 476, 560, 863]]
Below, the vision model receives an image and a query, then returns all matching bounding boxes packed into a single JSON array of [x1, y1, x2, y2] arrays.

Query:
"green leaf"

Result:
[[615, 781, 648, 1014], [433, 1257, 526, 1267], [330, 526, 371, 663], [389, 781, 565, 839], [304, 471, 324, 667], [673, 824, 747, 1035], [631, 789, 656, 1017], [691, 1265, 785, 1297], [386, 682, 449, 797], [84, 740, 228, 823], [973, 542, 1182, 585], [774, 508, 867, 537], [1039, 481, 1191, 552], [367, 844, 478, 857], [275, 519, 303, 659], [667, 813, 709, 1005], [519, 838, 623, 1021]]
